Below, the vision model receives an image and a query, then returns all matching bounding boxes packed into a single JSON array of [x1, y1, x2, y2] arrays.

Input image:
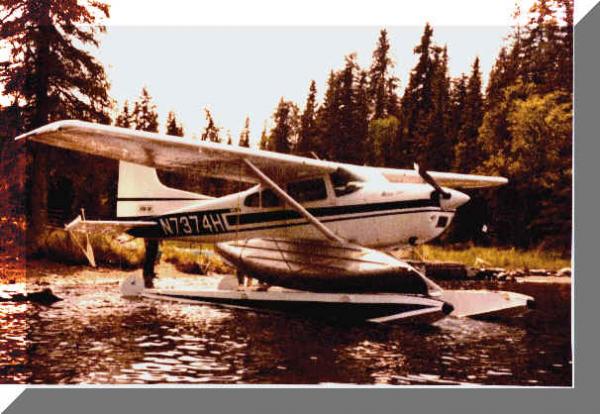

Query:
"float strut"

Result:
[[143, 239, 160, 288]]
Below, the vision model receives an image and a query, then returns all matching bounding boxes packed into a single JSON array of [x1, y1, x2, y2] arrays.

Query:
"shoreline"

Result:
[[1, 258, 572, 287]]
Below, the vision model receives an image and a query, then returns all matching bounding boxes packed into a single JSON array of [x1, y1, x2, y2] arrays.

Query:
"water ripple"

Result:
[[0, 277, 571, 385]]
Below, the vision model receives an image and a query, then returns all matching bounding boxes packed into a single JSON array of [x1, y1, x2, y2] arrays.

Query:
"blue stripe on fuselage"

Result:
[[126, 198, 439, 238]]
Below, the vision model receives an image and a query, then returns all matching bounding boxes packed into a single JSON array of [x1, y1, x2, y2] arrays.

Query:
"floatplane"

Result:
[[17, 120, 533, 324]]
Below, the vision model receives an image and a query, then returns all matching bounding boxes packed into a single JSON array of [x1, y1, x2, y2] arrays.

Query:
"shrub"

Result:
[[38, 229, 145, 269]]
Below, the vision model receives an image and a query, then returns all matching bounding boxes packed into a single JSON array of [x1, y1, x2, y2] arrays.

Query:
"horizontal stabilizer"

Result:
[[65, 215, 156, 235]]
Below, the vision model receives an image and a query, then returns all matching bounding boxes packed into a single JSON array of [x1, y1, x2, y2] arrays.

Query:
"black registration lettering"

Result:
[[189, 215, 200, 233], [180, 216, 193, 234], [159, 212, 227, 236], [202, 215, 213, 233], [210, 214, 226, 232], [159, 218, 173, 235]]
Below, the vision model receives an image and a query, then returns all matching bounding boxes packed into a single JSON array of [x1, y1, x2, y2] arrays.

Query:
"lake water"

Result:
[[0, 269, 572, 386]]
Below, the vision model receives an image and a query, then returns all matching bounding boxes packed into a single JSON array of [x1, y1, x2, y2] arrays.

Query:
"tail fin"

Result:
[[117, 161, 212, 218]]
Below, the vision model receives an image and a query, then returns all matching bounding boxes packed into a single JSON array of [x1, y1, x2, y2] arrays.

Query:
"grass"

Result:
[[4, 222, 571, 281], [38, 228, 146, 269], [1, 228, 147, 283], [162, 241, 572, 275], [414, 244, 572, 271], [161, 242, 234, 275], [35, 232, 234, 275]]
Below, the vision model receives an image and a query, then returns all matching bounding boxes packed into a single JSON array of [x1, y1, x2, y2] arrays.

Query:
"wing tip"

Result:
[[493, 176, 509, 187], [14, 119, 81, 141]]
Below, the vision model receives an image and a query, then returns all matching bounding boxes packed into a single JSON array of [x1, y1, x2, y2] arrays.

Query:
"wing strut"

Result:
[[243, 159, 345, 244]]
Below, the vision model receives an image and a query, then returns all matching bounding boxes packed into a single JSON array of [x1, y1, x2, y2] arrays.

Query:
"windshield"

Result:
[[330, 168, 364, 197]]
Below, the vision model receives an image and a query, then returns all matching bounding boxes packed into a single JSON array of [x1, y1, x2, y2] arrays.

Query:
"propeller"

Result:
[[414, 163, 451, 200]]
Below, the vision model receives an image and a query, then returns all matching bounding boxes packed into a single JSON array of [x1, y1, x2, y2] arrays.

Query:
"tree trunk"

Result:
[[27, 143, 48, 255], [27, 0, 52, 255]]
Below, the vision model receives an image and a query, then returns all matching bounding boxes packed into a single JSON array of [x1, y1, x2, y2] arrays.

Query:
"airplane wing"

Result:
[[379, 168, 508, 189], [16, 120, 338, 183], [17, 120, 508, 188]]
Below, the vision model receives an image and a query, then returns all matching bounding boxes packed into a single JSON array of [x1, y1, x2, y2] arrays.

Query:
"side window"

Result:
[[244, 191, 260, 207], [330, 169, 363, 197], [244, 189, 282, 207], [245, 180, 328, 208], [261, 189, 281, 207], [287, 178, 327, 202]]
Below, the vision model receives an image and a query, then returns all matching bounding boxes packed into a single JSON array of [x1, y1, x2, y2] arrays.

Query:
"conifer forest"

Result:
[[0, 0, 573, 261]]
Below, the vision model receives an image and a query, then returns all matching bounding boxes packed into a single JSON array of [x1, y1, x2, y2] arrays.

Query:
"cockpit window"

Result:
[[330, 168, 364, 197], [287, 178, 327, 202], [243, 179, 326, 208], [244, 191, 260, 207], [243, 188, 281, 208], [261, 189, 281, 207]]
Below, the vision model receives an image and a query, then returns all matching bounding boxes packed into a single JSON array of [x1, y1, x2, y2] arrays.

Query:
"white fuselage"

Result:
[[142, 171, 470, 249]]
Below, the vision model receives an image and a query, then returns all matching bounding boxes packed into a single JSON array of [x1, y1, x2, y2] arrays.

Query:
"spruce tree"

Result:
[[270, 98, 299, 154], [1, 0, 112, 248], [447, 58, 485, 243], [297, 80, 319, 155], [334, 55, 358, 162], [399, 23, 437, 166], [454, 57, 483, 173], [477, 47, 519, 166], [385, 77, 401, 119], [555, 0, 573, 93], [368, 29, 399, 120], [1, 0, 112, 129], [239, 116, 251, 147], [201, 108, 221, 143], [165, 111, 184, 137], [485, 47, 517, 110], [316, 55, 366, 164], [352, 70, 370, 164], [448, 74, 468, 163], [518, 0, 566, 93], [315, 71, 341, 159], [425, 45, 452, 170], [259, 123, 270, 150], [115, 100, 134, 128], [132, 87, 159, 132]]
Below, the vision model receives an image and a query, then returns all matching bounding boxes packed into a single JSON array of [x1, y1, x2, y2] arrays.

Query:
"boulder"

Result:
[[0, 288, 62, 305]]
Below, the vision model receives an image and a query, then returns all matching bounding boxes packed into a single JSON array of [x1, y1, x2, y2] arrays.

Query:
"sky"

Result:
[[96, 1, 552, 145], [97, 26, 512, 145], [1, 0, 590, 145]]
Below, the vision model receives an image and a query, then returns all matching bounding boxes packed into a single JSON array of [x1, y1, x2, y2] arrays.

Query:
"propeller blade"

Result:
[[414, 163, 451, 199]]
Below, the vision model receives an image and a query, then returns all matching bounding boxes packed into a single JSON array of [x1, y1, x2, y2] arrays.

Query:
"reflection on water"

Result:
[[0, 274, 571, 385]]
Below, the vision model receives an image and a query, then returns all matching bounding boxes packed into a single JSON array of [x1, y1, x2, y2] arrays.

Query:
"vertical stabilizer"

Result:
[[117, 161, 212, 218]]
